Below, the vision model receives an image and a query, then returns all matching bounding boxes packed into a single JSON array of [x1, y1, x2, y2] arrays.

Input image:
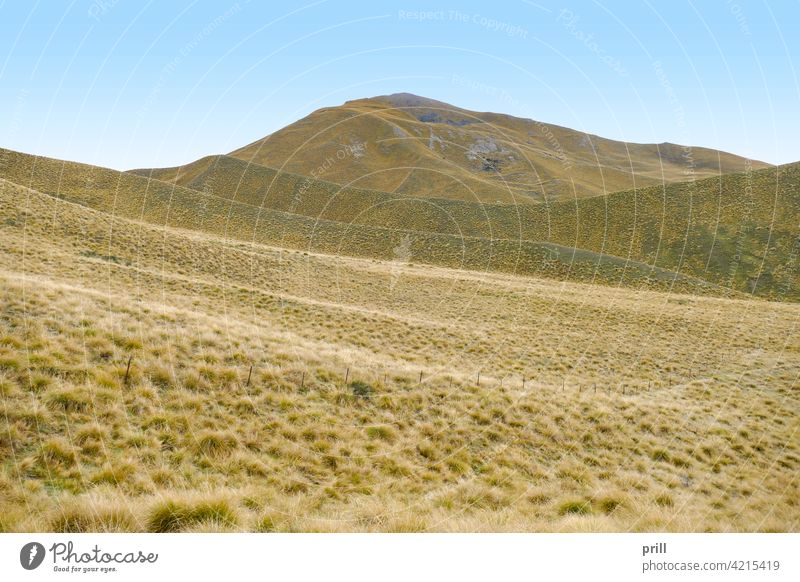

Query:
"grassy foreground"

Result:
[[0, 178, 798, 532]]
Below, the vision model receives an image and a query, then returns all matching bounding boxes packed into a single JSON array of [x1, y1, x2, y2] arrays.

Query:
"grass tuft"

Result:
[[196, 431, 239, 458], [349, 380, 372, 398], [147, 498, 238, 533], [46, 387, 91, 412], [52, 501, 136, 532], [558, 499, 593, 516]]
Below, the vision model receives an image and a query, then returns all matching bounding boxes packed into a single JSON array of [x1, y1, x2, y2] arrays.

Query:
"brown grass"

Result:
[[0, 178, 797, 532]]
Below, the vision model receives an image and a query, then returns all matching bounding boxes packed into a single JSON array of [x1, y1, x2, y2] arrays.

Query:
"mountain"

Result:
[[0, 100, 798, 533], [219, 93, 769, 203]]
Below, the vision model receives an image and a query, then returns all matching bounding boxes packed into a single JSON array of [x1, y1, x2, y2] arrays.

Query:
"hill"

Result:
[[1, 177, 798, 532], [221, 93, 769, 203], [132, 151, 800, 302], [0, 146, 730, 298], [2, 146, 797, 300]]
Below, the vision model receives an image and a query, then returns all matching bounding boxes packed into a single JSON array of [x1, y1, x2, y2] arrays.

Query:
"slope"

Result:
[[131, 151, 800, 302], [224, 93, 769, 203], [0, 146, 730, 298], [1, 177, 798, 532]]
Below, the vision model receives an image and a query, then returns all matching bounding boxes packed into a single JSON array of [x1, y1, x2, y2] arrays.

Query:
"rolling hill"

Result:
[[133, 152, 798, 302], [0, 98, 797, 534], [2, 144, 798, 301], [1, 176, 798, 532]]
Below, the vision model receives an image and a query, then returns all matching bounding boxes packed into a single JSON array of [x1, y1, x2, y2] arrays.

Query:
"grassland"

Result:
[[1, 178, 798, 532], [0, 146, 724, 298], [227, 93, 768, 202], [134, 151, 800, 302], [3, 146, 797, 301]]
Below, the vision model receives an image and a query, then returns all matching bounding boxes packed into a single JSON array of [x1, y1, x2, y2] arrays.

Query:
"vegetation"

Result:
[[222, 93, 766, 202], [0, 177, 797, 532], [3, 146, 796, 299]]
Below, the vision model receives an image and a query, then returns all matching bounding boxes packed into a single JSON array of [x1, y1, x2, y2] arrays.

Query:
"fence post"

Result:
[[301, 371, 305, 390], [246, 365, 253, 387], [419, 371, 423, 384], [477, 371, 481, 386], [345, 367, 349, 385], [124, 356, 133, 385]]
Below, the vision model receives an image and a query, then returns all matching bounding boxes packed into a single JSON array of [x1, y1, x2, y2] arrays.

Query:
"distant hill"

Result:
[[2, 145, 797, 301], [219, 93, 769, 203], [130, 148, 799, 302]]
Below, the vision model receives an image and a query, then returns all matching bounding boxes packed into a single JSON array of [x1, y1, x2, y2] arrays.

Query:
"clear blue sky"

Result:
[[1, 0, 798, 170]]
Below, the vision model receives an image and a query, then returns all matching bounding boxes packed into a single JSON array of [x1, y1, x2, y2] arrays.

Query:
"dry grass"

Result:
[[223, 93, 765, 202], [0, 178, 797, 532], [3, 145, 796, 301]]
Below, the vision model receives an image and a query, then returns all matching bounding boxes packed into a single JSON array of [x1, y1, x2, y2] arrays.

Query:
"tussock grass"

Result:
[[147, 497, 238, 532], [559, 499, 593, 516], [0, 178, 796, 531], [3, 146, 797, 299], [45, 387, 91, 412], [196, 431, 239, 459], [51, 498, 137, 533]]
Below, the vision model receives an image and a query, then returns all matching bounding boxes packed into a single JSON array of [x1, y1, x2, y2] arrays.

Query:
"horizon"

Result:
[[3, 89, 784, 172], [1, 1, 798, 170]]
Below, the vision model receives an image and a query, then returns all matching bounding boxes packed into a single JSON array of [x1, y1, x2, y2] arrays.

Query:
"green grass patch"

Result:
[[147, 498, 238, 533]]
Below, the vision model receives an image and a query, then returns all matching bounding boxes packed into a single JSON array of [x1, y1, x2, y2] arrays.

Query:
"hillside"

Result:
[[132, 150, 799, 302], [222, 93, 769, 203], [1, 177, 798, 532], [0, 147, 731, 298], [2, 146, 797, 301]]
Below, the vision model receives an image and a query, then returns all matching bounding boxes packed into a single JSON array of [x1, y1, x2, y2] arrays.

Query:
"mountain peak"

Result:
[[373, 93, 454, 108], [229, 94, 769, 203]]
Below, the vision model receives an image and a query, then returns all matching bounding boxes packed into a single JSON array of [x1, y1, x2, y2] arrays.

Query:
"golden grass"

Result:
[[4, 144, 795, 301], [0, 178, 797, 532], [224, 93, 766, 202]]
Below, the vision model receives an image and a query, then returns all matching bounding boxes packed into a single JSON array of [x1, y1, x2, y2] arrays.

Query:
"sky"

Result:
[[0, 0, 798, 170]]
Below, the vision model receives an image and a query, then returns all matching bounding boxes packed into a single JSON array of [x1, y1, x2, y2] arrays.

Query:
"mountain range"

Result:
[[1, 93, 796, 300]]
